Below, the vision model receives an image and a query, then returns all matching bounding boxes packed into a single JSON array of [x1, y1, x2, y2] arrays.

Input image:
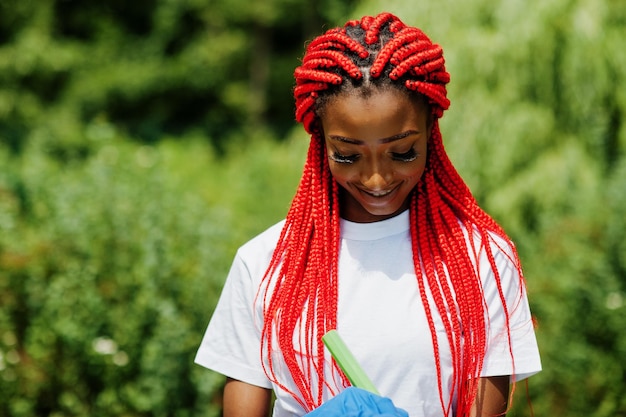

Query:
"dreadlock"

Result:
[[259, 12, 523, 415]]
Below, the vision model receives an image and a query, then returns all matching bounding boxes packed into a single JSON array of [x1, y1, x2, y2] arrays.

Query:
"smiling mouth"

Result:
[[360, 187, 396, 198]]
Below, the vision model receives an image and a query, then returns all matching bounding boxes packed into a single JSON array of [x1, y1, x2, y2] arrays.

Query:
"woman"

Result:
[[195, 12, 541, 417]]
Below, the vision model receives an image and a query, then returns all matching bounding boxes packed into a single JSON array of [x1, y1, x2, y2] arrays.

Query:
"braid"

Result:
[[306, 31, 369, 58], [259, 136, 344, 409], [370, 29, 428, 77], [409, 124, 522, 416], [295, 30, 369, 135], [260, 12, 523, 414], [364, 12, 400, 44]]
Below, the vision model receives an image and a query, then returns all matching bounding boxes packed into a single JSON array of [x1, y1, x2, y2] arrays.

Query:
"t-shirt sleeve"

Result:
[[479, 240, 542, 382], [194, 251, 272, 388]]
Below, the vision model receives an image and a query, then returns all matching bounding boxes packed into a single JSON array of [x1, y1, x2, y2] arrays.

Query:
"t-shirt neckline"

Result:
[[340, 210, 410, 241]]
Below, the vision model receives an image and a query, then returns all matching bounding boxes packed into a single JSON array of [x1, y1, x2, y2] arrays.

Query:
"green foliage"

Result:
[[353, 0, 625, 415], [0, 0, 358, 154], [0, 132, 305, 416]]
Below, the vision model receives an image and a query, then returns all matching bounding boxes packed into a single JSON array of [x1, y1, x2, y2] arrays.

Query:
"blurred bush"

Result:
[[0, 0, 357, 154], [0, 130, 305, 416]]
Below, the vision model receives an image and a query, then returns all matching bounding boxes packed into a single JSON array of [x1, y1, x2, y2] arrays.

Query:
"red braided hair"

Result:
[[259, 12, 522, 415]]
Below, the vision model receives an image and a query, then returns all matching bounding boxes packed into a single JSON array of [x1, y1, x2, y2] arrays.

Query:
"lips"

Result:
[[357, 184, 401, 205], [363, 188, 393, 197]]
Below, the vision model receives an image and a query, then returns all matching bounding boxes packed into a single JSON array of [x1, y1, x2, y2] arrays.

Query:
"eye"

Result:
[[391, 148, 418, 162], [330, 151, 360, 164]]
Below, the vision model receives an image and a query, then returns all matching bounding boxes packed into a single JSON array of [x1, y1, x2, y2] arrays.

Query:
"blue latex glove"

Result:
[[305, 387, 409, 417]]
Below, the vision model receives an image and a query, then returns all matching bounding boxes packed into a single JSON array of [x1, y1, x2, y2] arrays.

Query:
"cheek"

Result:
[[327, 163, 353, 185], [400, 161, 427, 183]]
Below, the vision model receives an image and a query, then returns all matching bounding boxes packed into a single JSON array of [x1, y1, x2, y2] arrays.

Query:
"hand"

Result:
[[305, 387, 409, 417]]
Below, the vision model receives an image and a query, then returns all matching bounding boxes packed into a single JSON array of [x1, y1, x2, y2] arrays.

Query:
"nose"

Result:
[[361, 160, 392, 190]]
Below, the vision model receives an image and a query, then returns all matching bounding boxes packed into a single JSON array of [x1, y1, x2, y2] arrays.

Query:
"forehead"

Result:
[[319, 88, 429, 137]]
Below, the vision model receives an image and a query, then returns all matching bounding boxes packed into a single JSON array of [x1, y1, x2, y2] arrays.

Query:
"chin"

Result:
[[359, 206, 407, 221], [365, 202, 407, 216]]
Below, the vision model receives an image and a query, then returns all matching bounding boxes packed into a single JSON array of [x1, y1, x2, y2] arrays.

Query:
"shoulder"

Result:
[[461, 222, 517, 264], [236, 219, 286, 264], [456, 222, 523, 293], [461, 224, 528, 310], [219, 219, 286, 293]]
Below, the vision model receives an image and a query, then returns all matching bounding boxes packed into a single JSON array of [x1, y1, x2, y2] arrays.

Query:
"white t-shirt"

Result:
[[195, 211, 541, 416]]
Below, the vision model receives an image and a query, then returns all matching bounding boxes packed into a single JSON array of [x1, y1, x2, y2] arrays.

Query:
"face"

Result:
[[320, 88, 432, 223]]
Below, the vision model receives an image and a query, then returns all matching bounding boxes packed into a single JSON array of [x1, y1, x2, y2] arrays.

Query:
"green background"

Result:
[[0, 0, 624, 415]]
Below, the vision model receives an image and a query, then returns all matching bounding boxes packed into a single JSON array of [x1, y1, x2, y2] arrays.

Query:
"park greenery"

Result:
[[0, 0, 624, 416]]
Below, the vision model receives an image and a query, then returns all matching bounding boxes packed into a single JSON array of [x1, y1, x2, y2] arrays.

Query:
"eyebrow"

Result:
[[328, 130, 419, 145]]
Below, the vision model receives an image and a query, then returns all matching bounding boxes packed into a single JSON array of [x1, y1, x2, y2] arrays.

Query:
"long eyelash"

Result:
[[329, 152, 359, 164], [392, 148, 419, 162]]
